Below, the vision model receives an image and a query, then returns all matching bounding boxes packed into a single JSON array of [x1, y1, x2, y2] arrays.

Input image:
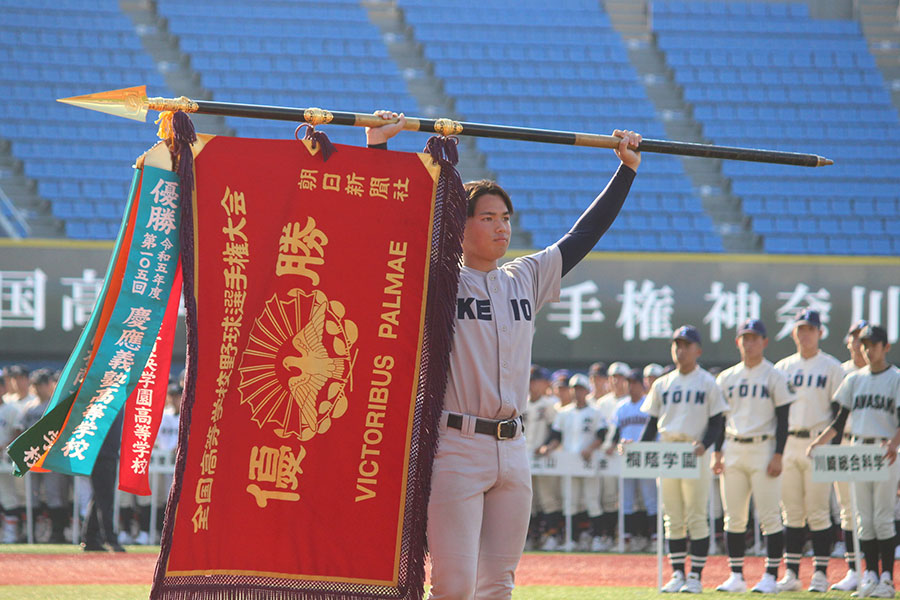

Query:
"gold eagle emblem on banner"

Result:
[[237, 288, 357, 441]]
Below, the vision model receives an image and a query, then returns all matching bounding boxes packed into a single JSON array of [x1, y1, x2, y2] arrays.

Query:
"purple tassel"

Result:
[[172, 111, 198, 201], [305, 127, 337, 162]]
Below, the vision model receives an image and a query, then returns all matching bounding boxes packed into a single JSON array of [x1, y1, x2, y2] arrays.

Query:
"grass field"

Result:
[[0, 545, 867, 600]]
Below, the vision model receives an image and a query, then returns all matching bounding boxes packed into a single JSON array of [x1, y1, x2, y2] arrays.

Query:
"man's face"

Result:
[[462, 194, 510, 266], [629, 379, 644, 399], [847, 331, 863, 360], [792, 323, 821, 354], [671, 339, 701, 369], [553, 383, 571, 404], [589, 374, 607, 397], [34, 381, 53, 401], [644, 375, 658, 389], [14, 375, 29, 397], [862, 340, 890, 367], [737, 332, 768, 362], [573, 386, 589, 405], [529, 378, 549, 399], [610, 375, 629, 397]]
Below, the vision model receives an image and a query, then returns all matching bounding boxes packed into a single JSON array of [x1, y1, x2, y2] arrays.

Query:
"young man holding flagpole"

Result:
[[367, 113, 641, 598]]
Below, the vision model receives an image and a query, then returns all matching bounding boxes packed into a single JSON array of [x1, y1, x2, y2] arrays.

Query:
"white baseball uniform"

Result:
[[428, 245, 561, 600], [550, 403, 605, 517], [775, 351, 845, 531], [643, 366, 727, 540], [0, 401, 24, 514], [523, 394, 560, 514], [717, 360, 793, 535], [834, 366, 900, 541], [835, 360, 862, 533], [593, 391, 625, 514]]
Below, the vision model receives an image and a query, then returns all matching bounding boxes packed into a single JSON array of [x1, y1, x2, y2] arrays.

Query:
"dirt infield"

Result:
[[0, 551, 854, 588]]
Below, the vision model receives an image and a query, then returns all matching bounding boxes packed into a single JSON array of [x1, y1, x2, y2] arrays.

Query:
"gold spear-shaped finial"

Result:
[[57, 85, 150, 122], [57, 85, 199, 122]]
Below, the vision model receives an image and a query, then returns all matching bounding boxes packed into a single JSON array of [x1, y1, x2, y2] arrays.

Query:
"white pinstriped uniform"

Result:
[[833, 366, 900, 540], [717, 360, 794, 535], [642, 366, 727, 539], [774, 351, 845, 531]]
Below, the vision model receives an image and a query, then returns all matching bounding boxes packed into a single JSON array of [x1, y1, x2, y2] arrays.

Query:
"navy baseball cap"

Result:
[[847, 319, 869, 336], [672, 325, 702, 345], [588, 361, 608, 377], [794, 309, 821, 328], [737, 319, 767, 338], [859, 324, 889, 345], [626, 368, 643, 382], [530, 365, 551, 382], [551, 369, 571, 385]]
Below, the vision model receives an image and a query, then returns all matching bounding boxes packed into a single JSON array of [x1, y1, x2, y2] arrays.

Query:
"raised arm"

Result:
[[557, 130, 641, 276]]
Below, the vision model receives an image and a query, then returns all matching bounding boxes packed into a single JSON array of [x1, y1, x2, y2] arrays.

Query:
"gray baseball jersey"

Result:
[[717, 359, 794, 437], [642, 366, 728, 442], [442, 246, 562, 420], [775, 351, 845, 431], [834, 365, 900, 439]]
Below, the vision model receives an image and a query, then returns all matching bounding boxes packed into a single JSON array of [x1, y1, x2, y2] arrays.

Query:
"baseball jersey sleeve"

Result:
[[641, 379, 662, 418], [833, 372, 858, 411], [770, 368, 794, 407], [502, 245, 562, 312], [706, 375, 728, 417], [827, 359, 848, 401]]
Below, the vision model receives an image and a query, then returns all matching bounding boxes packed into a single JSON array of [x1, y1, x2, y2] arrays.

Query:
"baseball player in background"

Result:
[[643, 363, 664, 392], [640, 325, 726, 593], [366, 115, 643, 598], [0, 375, 24, 543], [594, 361, 631, 548], [774, 309, 846, 592], [539, 373, 608, 550], [713, 319, 794, 594], [587, 362, 609, 405], [808, 325, 900, 598], [830, 320, 871, 590], [611, 368, 656, 552], [522, 366, 562, 551]]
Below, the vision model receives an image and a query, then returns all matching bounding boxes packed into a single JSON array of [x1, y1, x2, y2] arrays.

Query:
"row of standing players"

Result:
[[524, 311, 900, 597], [0, 368, 182, 548]]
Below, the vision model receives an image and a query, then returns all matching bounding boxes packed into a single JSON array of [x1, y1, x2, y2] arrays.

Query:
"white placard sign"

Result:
[[810, 444, 893, 482], [530, 450, 621, 477], [620, 442, 700, 479]]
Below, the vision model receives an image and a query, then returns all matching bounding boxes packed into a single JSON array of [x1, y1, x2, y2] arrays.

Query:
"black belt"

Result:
[[728, 434, 771, 444], [789, 430, 811, 438], [446, 413, 522, 440]]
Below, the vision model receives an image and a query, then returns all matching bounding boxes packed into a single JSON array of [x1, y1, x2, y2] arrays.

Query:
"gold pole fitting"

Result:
[[433, 118, 463, 136], [148, 96, 199, 113], [304, 107, 334, 126]]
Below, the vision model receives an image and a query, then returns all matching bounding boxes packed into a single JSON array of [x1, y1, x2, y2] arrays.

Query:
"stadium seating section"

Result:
[[0, 0, 171, 240], [0, 0, 896, 254], [400, 0, 723, 252], [654, 0, 900, 255]]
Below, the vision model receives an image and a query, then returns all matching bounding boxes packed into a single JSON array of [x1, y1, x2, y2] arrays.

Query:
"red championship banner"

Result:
[[152, 134, 465, 600]]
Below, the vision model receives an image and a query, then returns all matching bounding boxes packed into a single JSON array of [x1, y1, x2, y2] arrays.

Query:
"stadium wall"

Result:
[[0, 240, 897, 369]]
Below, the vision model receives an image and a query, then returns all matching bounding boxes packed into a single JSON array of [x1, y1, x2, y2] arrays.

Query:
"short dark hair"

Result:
[[30, 368, 52, 386], [464, 180, 513, 217]]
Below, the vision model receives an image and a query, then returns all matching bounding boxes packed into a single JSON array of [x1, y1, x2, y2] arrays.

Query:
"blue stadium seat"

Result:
[[655, 1, 899, 255]]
